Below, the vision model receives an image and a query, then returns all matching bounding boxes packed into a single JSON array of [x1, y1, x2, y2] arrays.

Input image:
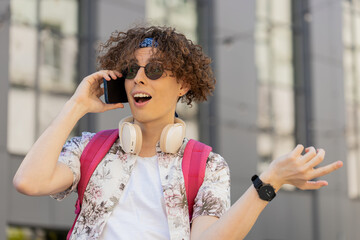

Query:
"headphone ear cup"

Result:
[[132, 124, 142, 154], [160, 123, 185, 153], [160, 124, 172, 153], [119, 122, 142, 154]]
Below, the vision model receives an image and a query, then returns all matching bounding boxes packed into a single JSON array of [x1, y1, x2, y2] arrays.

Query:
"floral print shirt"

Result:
[[51, 132, 231, 240]]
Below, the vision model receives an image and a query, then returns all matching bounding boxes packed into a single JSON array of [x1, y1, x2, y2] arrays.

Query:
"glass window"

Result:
[[146, 0, 199, 140], [9, 0, 37, 87], [8, 0, 79, 155], [10, 0, 37, 26], [38, 94, 71, 134], [255, 0, 296, 190], [7, 88, 36, 154], [343, 0, 360, 199], [39, 0, 79, 94], [7, 225, 67, 240], [146, 0, 198, 42]]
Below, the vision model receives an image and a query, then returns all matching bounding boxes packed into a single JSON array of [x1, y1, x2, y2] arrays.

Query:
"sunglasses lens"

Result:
[[125, 64, 140, 79], [145, 62, 164, 80]]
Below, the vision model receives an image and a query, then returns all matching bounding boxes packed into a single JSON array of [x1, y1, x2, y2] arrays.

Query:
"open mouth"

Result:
[[133, 93, 152, 103]]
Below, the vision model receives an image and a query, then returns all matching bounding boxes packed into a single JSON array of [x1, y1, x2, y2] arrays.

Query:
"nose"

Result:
[[133, 67, 147, 85]]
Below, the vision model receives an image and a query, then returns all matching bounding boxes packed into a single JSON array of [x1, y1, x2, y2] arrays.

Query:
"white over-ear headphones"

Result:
[[119, 116, 186, 154]]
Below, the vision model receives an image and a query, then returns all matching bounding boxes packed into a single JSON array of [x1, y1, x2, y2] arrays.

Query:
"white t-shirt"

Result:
[[100, 155, 170, 240]]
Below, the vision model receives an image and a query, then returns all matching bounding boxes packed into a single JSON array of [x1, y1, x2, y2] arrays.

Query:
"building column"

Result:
[[0, 0, 10, 239], [78, 0, 98, 132], [197, 0, 218, 150]]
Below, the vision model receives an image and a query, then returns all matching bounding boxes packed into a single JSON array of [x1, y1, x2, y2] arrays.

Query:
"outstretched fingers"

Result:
[[291, 144, 305, 158], [283, 144, 343, 190], [304, 148, 325, 169], [310, 161, 343, 179], [299, 180, 329, 190], [298, 146, 317, 165]]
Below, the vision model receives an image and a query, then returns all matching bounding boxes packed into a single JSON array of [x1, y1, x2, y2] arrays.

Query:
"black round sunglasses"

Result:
[[124, 62, 164, 80]]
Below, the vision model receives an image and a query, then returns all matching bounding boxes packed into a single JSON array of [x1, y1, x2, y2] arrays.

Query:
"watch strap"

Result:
[[251, 174, 276, 201], [251, 175, 263, 189]]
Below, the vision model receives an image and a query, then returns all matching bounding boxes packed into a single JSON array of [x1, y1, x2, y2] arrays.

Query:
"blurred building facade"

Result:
[[0, 0, 359, 239]]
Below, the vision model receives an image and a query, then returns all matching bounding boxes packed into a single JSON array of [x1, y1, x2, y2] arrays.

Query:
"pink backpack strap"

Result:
[[67, 129, 119, 240], [182, 139, 212, 222]]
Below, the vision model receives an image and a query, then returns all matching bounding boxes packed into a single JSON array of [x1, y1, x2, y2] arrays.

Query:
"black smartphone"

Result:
[[103, 77, 128, 103]]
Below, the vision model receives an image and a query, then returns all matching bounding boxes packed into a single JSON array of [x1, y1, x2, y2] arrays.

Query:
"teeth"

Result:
[[134, 93, 151, 98]]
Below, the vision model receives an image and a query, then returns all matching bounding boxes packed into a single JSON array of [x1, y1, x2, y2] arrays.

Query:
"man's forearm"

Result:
[[196, 185, 269, 240]]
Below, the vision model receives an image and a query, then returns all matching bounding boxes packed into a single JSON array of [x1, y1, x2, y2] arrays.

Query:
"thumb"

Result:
[[104, 103, 124, 111]]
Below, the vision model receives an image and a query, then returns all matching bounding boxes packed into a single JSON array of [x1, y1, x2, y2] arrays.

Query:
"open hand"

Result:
[[260, 145, 343, 191]]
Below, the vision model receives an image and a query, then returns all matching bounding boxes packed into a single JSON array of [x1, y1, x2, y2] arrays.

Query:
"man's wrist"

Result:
[[259, 170, 283, 193], [65, 98, 88, 119], [251, 175, 277, 201]]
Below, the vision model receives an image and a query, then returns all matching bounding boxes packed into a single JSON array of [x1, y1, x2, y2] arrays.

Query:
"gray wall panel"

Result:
[[217, 0, 255, 34], [248, 192, 313, 240], [96, 0, 145, 131], [310, 0, 343, 64], [97, 0, 146, 42], [312, 61, 345, 130], [219, 124, 257, 184], [216, 0, 257, 188], [217, 40, 257, 125], [51, 192, 77, 228], [310, 1, 352, 240], [8, 157, 51, 227], [318, 193, 345, 240], [0, 0, 10, 239]]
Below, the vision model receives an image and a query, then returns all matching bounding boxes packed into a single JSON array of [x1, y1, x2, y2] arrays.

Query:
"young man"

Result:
[[13, 26, 343, 240]]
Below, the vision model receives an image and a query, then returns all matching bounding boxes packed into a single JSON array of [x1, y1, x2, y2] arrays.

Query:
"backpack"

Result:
[[67, 129, 212, 239]]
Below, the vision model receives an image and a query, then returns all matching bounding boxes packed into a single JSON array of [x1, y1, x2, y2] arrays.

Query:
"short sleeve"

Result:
[[50, 132, 95, 201], [192, 152, 231, 221]]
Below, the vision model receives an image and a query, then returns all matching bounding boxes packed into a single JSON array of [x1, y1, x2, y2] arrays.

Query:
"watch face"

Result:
[[259, 185, 276, 200]]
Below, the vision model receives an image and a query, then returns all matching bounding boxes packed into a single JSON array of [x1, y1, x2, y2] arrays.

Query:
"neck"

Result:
[[134, 116, 176, 157]]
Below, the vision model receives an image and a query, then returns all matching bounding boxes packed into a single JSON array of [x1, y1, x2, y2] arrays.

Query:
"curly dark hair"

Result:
[[97, 26, 216, 105]]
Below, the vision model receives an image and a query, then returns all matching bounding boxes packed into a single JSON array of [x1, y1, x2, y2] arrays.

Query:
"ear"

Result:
[[178, 80, 190, 97]]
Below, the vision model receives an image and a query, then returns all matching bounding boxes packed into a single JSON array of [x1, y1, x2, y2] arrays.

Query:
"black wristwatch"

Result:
[[251, 175, 276, 202]]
